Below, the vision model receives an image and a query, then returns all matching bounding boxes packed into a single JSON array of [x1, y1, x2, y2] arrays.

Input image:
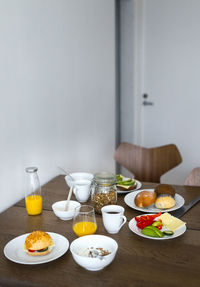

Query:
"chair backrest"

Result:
[[114, 142, 182, 183], [184, 167, 200, 186]]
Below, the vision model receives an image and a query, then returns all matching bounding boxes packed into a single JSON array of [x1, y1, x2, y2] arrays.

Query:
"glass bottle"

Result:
[[91, 172, 117, 214], [25, 167, 42, 215]]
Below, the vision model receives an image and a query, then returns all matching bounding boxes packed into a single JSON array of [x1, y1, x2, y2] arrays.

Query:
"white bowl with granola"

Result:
[[70, 234, 118, 271]]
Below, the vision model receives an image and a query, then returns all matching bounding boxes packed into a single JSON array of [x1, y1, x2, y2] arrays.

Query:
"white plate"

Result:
[[117, 180, 142, 194], [124, 189, 185, 212], [4, 232, 69, 265], [129, 214, 186, 240]]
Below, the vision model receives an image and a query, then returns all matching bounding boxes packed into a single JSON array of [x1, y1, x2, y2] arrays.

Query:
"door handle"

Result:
[[143, 100, 154, 106]]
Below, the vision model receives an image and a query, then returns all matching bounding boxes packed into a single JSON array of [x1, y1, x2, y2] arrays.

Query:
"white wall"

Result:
[[0, 0, 115, 213]]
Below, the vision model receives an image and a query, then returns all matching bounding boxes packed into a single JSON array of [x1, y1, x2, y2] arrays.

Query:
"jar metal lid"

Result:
[[93, 172, 116, 185], [25, 167, 38, 173]]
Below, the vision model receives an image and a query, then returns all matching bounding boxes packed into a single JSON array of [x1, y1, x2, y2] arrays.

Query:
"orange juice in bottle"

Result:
[[25, 195, 42, 215], [25, 167, 42, 215]]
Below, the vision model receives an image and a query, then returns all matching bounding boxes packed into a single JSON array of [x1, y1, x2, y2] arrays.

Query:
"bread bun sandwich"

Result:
[[24, 231, 54, 256], [154, 184, 176, 209], [116, 174, 137, 191], [118, 182, 137, 191], [134, 191, 157, 208]]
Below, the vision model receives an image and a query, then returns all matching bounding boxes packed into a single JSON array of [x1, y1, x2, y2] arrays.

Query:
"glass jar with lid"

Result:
[[91, 172, 117, 214]]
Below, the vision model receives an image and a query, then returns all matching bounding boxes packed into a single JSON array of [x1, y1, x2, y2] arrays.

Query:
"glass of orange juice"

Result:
[[73, 205, 97, 237]]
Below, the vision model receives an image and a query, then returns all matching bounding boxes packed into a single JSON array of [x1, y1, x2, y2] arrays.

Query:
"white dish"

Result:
[[117, 180, 142, 194], [4, 232, 69, 265], [129, 214, 186, 240], [124, 189, 185, 213], [70, 234, 118, 271], [52, 200, 81, 220]]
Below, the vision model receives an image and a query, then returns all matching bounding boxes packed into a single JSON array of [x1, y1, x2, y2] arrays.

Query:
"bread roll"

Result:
[[155, 196, 176, 209], [134, 191, 157, 208], [155, 184, 175, 197]]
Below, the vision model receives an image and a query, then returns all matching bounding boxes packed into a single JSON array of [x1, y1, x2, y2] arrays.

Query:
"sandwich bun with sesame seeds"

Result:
[[24, 231, 54, 256]]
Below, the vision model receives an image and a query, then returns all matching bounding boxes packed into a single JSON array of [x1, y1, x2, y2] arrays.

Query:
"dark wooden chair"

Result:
[[184, 167, 200, 186], [114, 142, 182, 183]]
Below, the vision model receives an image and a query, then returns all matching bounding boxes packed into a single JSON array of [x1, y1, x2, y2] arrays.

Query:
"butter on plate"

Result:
[[159, 213, 186, 232]]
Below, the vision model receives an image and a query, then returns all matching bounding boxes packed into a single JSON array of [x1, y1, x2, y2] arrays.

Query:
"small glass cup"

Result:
[[73, 205, 97, 237]]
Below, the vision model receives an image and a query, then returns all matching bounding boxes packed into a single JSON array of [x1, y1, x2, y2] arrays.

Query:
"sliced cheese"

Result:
[[117, 183, 136, 190], [159, 212, 186, 232]]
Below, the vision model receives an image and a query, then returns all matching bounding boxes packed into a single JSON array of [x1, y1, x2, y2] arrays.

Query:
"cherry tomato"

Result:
[[157, 225, 162, 230]]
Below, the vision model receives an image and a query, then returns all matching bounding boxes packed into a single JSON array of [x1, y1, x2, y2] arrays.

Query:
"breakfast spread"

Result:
[[4, 170, 188, 270], [24, 231, 54, 256], [116, 174, 137, 191], [135, 212, 186, 238], [134, 184, 177, 210]]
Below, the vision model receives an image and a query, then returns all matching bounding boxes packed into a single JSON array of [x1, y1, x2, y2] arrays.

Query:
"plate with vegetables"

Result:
[[116, 175, 142, 194], [128, 212, 186, 240]]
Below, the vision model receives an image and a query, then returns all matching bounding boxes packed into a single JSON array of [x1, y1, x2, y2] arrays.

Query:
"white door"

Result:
[[135, 0, 200, 184]]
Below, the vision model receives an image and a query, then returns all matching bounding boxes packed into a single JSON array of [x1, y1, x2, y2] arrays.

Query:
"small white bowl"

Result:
[[65, 172, 94, 188], [52, 200, 81, 220], [70, 234, 118, 271]]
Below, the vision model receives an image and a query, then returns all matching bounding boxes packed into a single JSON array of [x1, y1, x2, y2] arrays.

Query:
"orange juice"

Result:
[[73, 221, 97, 237], [25, 195, 42, 215]]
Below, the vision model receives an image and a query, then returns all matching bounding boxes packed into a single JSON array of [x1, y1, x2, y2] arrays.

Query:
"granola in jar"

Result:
[[91, 172, 117, 214]]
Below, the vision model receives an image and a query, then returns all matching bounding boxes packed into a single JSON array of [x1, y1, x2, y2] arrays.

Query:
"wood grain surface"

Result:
[[0, 175, 200, 287], [114, 142, 182, 183]]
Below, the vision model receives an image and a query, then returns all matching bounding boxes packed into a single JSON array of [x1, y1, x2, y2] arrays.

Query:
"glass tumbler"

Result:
[[73, 205, 97, 237]]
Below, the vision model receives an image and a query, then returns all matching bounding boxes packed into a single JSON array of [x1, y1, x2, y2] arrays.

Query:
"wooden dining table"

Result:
[[0, 175, 200, 287]]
